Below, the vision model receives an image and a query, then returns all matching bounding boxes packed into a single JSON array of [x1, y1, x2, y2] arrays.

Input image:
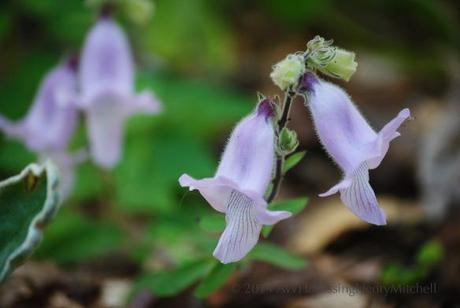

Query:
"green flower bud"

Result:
[[270, 54, 306, 91], [278, 127, 299, 155], [306, 36, 358, 82], [121, 0, 154, 25], [318, 48, 357, 82]]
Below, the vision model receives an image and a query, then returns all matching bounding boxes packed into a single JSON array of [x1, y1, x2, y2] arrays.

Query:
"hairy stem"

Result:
[[267, 90, 295, 203]]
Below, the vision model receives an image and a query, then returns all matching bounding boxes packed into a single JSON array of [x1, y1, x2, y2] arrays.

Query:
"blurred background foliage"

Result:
[[0, 0, 459, 305]]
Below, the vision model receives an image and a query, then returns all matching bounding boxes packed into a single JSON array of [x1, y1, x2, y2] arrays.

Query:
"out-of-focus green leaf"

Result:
[[248, 242, 306, 270], [121, 0, 154, 26], [0, 140, 36, 172], [416, 240, 443, 267], [35, 208, 123, 264], [381, 263, 425, 285], [262, 197, 308, 237], [144, 0, 235, 74], [194, 262, 237, 298], [269, 197, 308, 214], [132, 259, 214, 297], [380, 264, 402, 285], [72, 162, 104, 200], [198, 213, 225, 233], [0, 161, 60, 281], [283, 151, 306, 174], [0, 53, 57, 119], [19, 0, 91, 45], [136, 72, 253, 139], [115, 132, 215, 213], [142, 198, 217, 264], [0, 11, 11, 41], [263, 0, 329, 27]]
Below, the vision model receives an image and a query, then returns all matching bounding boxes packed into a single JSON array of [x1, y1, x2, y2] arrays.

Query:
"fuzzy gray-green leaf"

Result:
[[0, 161, 60, 282]]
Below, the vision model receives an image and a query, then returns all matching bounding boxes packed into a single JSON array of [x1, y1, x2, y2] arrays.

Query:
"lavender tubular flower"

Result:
[[79, 16, 161, 169], [179, 99, 291, 263], [0, 60, 78, 153], [300, 72, 410, 225]]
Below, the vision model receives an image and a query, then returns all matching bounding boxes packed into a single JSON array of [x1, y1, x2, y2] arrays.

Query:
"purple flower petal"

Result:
[[213, 190, 263, 263], [85, 97, 125, 169], [302, 72, 410, 225], [325, 162, 386, 225], [79, 18, 134, 107]]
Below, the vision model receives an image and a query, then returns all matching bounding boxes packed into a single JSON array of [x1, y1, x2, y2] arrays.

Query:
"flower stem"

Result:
[[267, 156, 284, 203], [277, 91, 295, 128], [267, 90, 295, 203]]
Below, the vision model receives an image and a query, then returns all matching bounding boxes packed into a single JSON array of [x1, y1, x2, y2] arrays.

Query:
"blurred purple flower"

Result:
[[0, 58, 85, 199], [300, 72, 410, 225], [79, 16, 161, 169], [0, 60, 78, 153], [179, 99, 291, 263]]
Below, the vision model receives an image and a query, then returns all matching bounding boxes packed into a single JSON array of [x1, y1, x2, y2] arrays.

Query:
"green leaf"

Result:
[[278, 127, 299, 155], [0, 161, 61, 282], [248, 242, 306, 270], [0, 140, 36, 172], [198, 214, 225, 233], [194, 262, 237, 298], [262, 197, 308, 237], [282, 151, 306, 174], [132, 259, 214, 297], [144, 0, 235, 74], [269, 197, 309, 214], [416, 240, 443, 267], [35, 209, 123, 264], [115, 133, 216, 213], [381, 263, 424, 285]]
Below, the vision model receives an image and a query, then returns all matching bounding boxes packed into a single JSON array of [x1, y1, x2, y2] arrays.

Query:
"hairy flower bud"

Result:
[[278, 127, 299, 155], [270, 54, 306, 91], [306, 36, 357, 81]]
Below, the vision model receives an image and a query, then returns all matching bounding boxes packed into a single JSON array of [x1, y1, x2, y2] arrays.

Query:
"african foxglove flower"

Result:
[[179, 99, 291, 263], [300, 72, 410, 225], [79, 15, 161, 169], [0, 59, 78, 152]]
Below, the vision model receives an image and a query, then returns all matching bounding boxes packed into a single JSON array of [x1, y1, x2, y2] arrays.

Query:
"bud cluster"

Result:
[[270, 35, 358, 93]]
